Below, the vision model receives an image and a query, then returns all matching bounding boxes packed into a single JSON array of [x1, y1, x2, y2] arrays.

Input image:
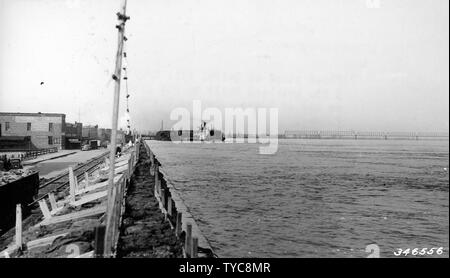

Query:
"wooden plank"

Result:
[[114, 164, 128, 174], [167, 196, 173, 217], [114, 159, 129, 167], [84, 172, 90, 188], [185, 223, 192, 258], [50, 207, 64, 216], [38, 200, 52, 220], [70, 191, 107, 207], [76, 175, 122, 195], [128, 156, 132, 178], [76, 251, 94, 258], [1, 246, 16, 258], [48, 193, 64, 215], [176, 212, 182, 237], [101, 164, 128, 174], [48, 193, 58, 211], [171, 199, 177, 220], [115, 154, 130, 162], [68, 167, 77, 202], [26, 233, 68, 249], [161, 188, 166, 209], [35, 205, 106, 227], [1, 251, 10, 258], [192, 237, 198, 258], [104, 182, 118, 257], [155, 164, 159, 188], [110, 185, 119, 254], [15, 204, 22, 249]]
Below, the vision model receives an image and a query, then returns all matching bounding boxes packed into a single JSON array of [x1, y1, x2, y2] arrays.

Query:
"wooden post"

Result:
[[154, 163, 159, 194], [94, 225, 106, 258], [171, 200, 177, 222], [185, 223, 192, 258], [153, 156, 156, 174], [105, 0, 128, 256], [108, 185, 118, 257], [129, 151, 133, 169], [15, 204, 22, 249], [128, 155, 132, 179], [192, 237, 198, 258], [113, 184, 120, 246], [135, 144, 138, 162], [160, 188, 166, 209], [68, 167, 77, 202], [176, 212, 182, 237], [167, 196, 173, 216], [48, 193, 58, 211], [158, 180, 161, 197], [38, 200, 52, 220], [84, 172, 90, 188]]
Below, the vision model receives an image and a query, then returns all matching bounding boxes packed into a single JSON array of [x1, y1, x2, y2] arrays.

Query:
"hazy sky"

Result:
[[0, 0, 448, 132]]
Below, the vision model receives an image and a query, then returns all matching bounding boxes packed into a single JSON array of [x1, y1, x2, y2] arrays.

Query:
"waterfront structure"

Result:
[[0, 112, 66, 149], [284, 130, 449, 140]]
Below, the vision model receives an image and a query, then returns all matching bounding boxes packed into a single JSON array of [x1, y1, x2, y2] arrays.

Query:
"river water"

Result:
[[145, 139, 449, 258]]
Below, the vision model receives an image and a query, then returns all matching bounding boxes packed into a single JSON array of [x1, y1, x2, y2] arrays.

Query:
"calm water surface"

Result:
[[145, 139, 449, 258]]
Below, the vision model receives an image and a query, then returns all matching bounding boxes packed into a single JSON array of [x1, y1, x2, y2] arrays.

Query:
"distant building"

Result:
[[97, 128, 112, 142], [82, 125, 99, 142], [117, 129, 125, 144], [0, 112, 66, 149], [65, 122, 83, 149]]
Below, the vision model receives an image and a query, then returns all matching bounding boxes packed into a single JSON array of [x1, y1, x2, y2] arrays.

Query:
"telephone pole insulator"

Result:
[[116, 12, 130, 22]]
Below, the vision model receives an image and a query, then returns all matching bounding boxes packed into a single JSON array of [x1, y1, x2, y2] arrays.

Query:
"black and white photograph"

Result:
[[0, 0, 448, 268]]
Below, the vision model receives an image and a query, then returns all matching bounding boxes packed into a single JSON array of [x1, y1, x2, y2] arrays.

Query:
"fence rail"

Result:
[[0, 147, 58, 161], [96, 142, 139, 258], [23, 147, 59, 160]]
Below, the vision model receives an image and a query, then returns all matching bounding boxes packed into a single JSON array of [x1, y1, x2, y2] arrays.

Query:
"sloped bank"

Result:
[[117, 144, 184, 257]]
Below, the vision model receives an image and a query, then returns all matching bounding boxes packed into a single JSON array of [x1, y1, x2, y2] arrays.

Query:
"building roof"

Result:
[[0, 112, 66, 117], [66, 122, 82, 126]]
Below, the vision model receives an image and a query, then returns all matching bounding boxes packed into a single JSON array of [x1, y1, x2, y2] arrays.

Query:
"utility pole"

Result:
[[105, 0, 129, 257]]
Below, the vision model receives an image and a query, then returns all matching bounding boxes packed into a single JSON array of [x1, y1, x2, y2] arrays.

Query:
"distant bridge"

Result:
[[283, 130, 449, 140]]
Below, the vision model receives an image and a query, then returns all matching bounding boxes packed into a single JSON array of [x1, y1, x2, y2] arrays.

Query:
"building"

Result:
[[65, 122, 83, 149], [97, 128, 112, 142], [0, 112, 66, 149], [117, 129, 126, 144], [82, 125, 99, 142]]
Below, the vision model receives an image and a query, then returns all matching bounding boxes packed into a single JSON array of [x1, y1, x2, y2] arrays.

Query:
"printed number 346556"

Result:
[[393, 247, 444, 256]]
